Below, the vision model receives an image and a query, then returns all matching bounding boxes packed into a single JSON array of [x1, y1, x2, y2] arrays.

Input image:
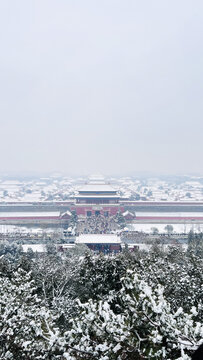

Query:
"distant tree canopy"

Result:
[[151, 227, 159, 234], [164, 224, 174, 234]]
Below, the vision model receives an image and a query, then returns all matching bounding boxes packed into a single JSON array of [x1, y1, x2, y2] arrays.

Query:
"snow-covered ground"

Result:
[[123, 243, 188, 251], [135, 212, 203, 217], [0, 225, 58, 234], [128, 223, 203, 234]]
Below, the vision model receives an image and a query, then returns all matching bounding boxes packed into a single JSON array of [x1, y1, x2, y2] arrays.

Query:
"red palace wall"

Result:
[[71, 206, 124, 216]]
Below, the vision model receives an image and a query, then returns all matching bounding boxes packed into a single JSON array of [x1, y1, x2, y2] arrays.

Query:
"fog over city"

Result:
[[0, 0, 203, 176], [1, 3, 203, 358]]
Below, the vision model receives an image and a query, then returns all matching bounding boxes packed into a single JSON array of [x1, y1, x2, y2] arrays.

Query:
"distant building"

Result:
[[76, 184, 120, 205], [75, 233, 122, 253], [73, 180, 123, 217], [0, 211, 71, 225], [122, 210, 135, 220], [22, 244, 47, 253]]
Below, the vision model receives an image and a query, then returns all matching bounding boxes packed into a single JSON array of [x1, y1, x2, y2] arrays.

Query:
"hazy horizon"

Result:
[[0, 1, 203, 176], [0, 170, 203, 180]]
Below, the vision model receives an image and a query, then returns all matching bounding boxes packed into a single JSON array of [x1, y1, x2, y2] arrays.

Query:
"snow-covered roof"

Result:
[[22, 244, 47, 253], [59, 244, 75, 249], [88, 175, 105, 182], [61, 210, 72, 217], [76, 234, 121, 244], [0, 212, 60, 218], [78, 184, 117, 193], [122, 210, 134, 217], [75, 194, 119, 198]]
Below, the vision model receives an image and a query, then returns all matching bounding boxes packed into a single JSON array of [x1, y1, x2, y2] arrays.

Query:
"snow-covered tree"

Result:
[[0, 243, 202, 359], [65, 270, 203, 360], [0, 268, 62, 359]]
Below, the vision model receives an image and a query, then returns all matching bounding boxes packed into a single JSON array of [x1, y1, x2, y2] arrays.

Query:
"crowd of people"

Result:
[[120, 230, 149, 242], [77, 214, 119, 234]]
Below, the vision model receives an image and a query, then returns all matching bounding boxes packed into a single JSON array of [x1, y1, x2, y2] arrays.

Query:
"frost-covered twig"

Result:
[[143, 311, 159, 328]]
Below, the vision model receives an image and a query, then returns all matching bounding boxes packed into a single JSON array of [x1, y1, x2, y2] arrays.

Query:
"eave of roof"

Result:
[[75, 194, 120, 198]]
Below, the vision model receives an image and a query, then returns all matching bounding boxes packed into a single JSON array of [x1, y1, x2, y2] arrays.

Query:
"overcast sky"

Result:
[[0, 0, 203, 176]]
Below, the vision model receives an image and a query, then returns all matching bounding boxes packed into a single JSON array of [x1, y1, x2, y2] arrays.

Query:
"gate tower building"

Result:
[[73, 179, 122, 217]]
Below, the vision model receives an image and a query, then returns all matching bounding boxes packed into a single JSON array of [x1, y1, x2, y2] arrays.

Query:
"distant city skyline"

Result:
[[0, 1, 203, 176]]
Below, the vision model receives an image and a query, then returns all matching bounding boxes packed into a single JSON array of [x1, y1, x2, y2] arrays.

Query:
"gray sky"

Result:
[[0, 0, 203, 176]]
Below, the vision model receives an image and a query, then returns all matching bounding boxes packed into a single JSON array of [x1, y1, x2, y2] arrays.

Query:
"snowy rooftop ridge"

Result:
[[78, 184, 118, 193], [76, 234, 121, 244]]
